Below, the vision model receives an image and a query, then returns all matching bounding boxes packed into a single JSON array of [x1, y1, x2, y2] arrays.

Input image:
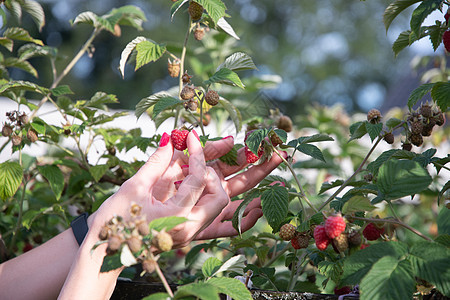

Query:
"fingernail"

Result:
[[181, 165, 189, 169], [174, 180, 182, 189], [159, 132, 170, 147], [281, 151, 288, 158], [192, 130, 200, 141], [221, 135, 233, 140]]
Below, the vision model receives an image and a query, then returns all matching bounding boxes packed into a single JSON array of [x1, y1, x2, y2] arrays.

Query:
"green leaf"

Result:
[[0, 161, 23, 201], [207, 277, 252, 300], [319, 180, 344, 194], [219, 144, 241, 166], [217, 52, 256, 72], [365, 122, 383, 142], [367, 149, 415, 176], [152, 96, 181, 119], [100, 252, 123, 272], [245, 129, 268, 154], [135, 92, 169, 119], [409, 241, 450, 296], [383, 0, 421, 32], [72, 11, 99, 27], [85, 92, 118, 108], [296, 144, 326, 162], [408, 83, 434, 109], [0, 37, 13, 52], [360, 256, 415, 300], [385, 118, 403, 129], [3, 27, 43, 45], [4, 57, 37, 77], [135, 40, 166, 71], [349, 121, 367, 142], [142, 292, 171, 300], [51, 85, 73, 97], [174, 282, 220, 300], [298, 133, 334, 144], [410, 0, 443, 37], [204, 68, 244, 89], [213, 255, 246, 276], [119, 36, 147, 78], [217, 17, 240, 40], [431, 81, 450, 112], [202, 257, 222, 278], [376, 159, 432, 200], [194, 0, 227, 24], [342, 196, 377, 214], [341, 241, 409, 286], [21, 0, 45, 31], [232, 189, 260, 236], [37, 165, 64, 201], [148, 216, 187, 232], [185, 243, 209, 266], [218, 98, 242, 134], [89, 164, 109, 182], [435, 234, 450, 247], [261, 185, 289, 230], [438, 181, 450, 206], [171, 0, 189, 21], [392, 30, 412, 57], [428, 24, 445, 51], [318, 260, 343, 283], [273, 129, 288, 144], [0, 80, 49, 96], [437, 207, 450, 235]]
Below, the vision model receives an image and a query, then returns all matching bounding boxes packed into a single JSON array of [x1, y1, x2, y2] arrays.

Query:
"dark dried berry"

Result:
[[127, 236, 142, 253], [180, 85, 195, 100], [410, 133, 423, 147], [168, 60, 180, 78], [19, 113, 28, 125], [348, 230, 362, 247], [187, 99, 198, 111], [410, 121, 423, 135], [421, 122, 434, 137], [367, 109, 382, 124], [364, 174, 373, 182], [402, 142, 412, 151], [205, 90, 219, 106], [182, 71, 192, 84], [434, 112, 445, 126], [137, 220, 150, 236], [188, 1, 204, 21], [142, 258, 157, 273], [99, 225, 110, 240], [194, 27, 205, 41], [384, 132, 394, 144], [420, 103, 432, 118], [107, 234, 122, 253], [277, 115, 293, 132], [11, 134, 22, 146], [332, 233, 348, 253], [291, 232, 310, 249], [2, 124, 13, 137]]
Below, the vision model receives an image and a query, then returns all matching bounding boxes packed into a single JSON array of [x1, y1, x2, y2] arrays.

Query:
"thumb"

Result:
[[131, 132, 174, 188]]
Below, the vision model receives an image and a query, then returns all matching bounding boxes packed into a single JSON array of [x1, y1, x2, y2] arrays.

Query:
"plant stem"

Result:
[[319, 136, 383, 211], [263, 243, 290, 267], [351, 216, 432, 241], [287, 249, 298, 291], [155, 260, 174, 297], [288, 251, 307, 291], [8, 180, 29, 254]]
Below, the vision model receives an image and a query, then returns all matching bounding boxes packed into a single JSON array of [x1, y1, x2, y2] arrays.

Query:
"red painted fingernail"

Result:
[[192, 130, 200, 141], [174, 180, 182, 189], [221, 135, 233, 140], [159, 132, 170, 147], [181, 165, 189, 169]]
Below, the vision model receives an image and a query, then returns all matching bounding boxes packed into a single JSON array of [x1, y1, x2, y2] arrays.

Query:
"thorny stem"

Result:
[[318, 135, 383, 211], [155, 260, 174, 297], [350, 216, 432, 241]]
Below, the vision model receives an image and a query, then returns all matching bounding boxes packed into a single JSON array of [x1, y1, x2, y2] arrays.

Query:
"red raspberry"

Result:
[[171, 129, 189, 151], [324, 215, 346, 239], [291, 232, 310, 249], [244, 145, 262, 164], [279, 223, 296, 241], [314, 225, 330, 251], [23, 243, 33, 253], [362, 222, 384, 241], [443, 31, 450, 52]]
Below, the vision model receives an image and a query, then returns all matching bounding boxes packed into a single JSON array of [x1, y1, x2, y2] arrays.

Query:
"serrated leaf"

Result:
[[273, 129, 287, 144], [376, 159, 432, 200], [217, 52, 256, 72], [185, 243, 209, 266], [218, 98, 242, 134], [319, 180, 345, 194], [175, 282, 219, 300], [142, 293, 171, 300], [135, 40, 166, 71], [22, 0, 45, 31], [431, 81, 450, 112], [428, 24, 444, 51], [410, 0, 443, 37], [119, 36, 147, 78], [0, 80, 49, 96], [365, 122, 383, 142], [37, 165, 64, 200], [385, 118, 403, 129], [360, 256, 415, 300], [298, 133, 334, 144], [171, 0, 189, 21], [152, 96, 181, 119], [212, 255, 246, 276], [261, 185, 289, 230], [51, 85, 73, 97], [245, 128, 268, 154], [349, 121, 367, 142], [392, 30, 411, 57], [0, 37, 13, 52], [437, 207, 450, 235], [73, 11, 98, 26], [318, 260, 343, 283], [148, 216, 187, 232], [204, 68, 244, 89], [3, 27, 43, 45], [202, 257, 222, 278], [135, 92, 169, 119], [342, 196, 377, 214], [219, 144, 241, 166], [4, 57, 37, 77], [408, 83, 434, 109], [100, 252, 122, 272], [0, 161, 23, 201], [232, 189, 260, 235], [438, 180, 450, 206], [217, 17, 240, 40], [367, 149, 415, 176], [194, 0, 227, 24], [383, 0, 420, 32], [89, 164, 109, 182], [207, 277, 252, 300], [296, 144, 326, 162], [85, 91, 118, 108]]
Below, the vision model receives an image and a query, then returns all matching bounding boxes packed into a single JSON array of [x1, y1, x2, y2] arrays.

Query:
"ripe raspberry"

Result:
[[362, 223, 384, 241], [127, 236, 142, 253], [291, 232, 310, 249], [188, 1, 203, 21], [27, 129, 38, 143], [347, 230, 362, 247], [324, 215, 346, 239], [443, 30, 450, 52], [332, 233, 348, 253], [11, 134, 22, 146], [270, 132, 283, 147], [244, 145, 262, 164], [180, 85, 195, 100], [205, 90, 219, 106], [402, 142, 412, 151], [2, 124, 13, 137], [182, 71, 192, 84], [420, 103, 432, 118], [152, 230, 173, 252], [367, 109, 382, 124], [434, 111, 445, 126], [384, 132, 394, 144], [171, 129, 190, 151], [168, 60, 180, 78], [277, 115, 293, 132], [142, 258, 158, 274], [410, 133, 423, 147], [314, 225, 330, 251], [194, 27, 205, 41], [279, 223, 296, 241]]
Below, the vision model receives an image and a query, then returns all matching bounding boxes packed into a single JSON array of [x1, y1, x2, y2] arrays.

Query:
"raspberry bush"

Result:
[[0, 1, 449, 300]]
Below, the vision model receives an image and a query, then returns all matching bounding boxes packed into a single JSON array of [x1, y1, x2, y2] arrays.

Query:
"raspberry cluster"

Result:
[[406, 103, 445, 148], [2, 110, 39, 146]]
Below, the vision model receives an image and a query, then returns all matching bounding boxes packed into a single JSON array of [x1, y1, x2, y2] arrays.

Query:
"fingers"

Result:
[[129, 132, 174, 190], [225, 151, 287, 197], [203, 136, 234, 161]]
